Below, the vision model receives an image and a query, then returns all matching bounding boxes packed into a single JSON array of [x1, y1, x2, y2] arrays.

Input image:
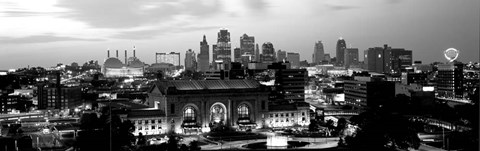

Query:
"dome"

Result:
[[104, 58, 124, 68], [129, 59, 144, 68]]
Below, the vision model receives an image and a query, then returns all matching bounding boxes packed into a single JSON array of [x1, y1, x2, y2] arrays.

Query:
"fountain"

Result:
[[266, 135, 288, 149], [242, 134, 310, 149]]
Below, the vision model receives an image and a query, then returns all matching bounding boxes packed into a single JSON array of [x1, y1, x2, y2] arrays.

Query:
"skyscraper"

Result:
[[212, 44, 217, 64], [233, 47, 241, 62], [262, 42, 275, 63], [390, 49, 413, 74], [364, 46, 387, 73], [324, 54, 331, 63], [277, 50, 287, 62], [336, 38, 347, 66], [364, 44, 412, 74], [198, 35, 210, 72], [287, 52, 300, 69], [437, 62, 464, 99], [240, 34, 255, 57], [185, 49, 196, 71], [313, 41, 324, 65], [255, 43, 260, 62], [344, 48, 359, 69], [213, 29, 231, 70], [156, 52, 181, 66]]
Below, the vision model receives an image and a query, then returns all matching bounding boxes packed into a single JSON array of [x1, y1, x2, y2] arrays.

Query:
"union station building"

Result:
[[146, 80, 271, 134]]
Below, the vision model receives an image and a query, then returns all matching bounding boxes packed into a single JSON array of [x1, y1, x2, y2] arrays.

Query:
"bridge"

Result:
[[0, 113, 44, 122], [409, 116, 471, 132], [323, 109, 363, 116]]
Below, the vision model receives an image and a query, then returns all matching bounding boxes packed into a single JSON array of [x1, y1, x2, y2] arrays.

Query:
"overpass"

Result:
[[323, 109, 363, 116], [409, 116, 471, 132], [0, 113, 44, 122]]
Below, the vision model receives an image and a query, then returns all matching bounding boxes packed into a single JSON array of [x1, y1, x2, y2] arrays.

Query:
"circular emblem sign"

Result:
[[444, 48, 459, 62]]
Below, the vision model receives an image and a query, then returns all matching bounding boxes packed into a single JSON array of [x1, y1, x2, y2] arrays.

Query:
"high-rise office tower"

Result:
[[364, 45, 412, 74], [390, 49, 412, 74], [313, 41, 324, 65], [198, 35, 210, 72], [324, 54, 331, 63], [234, 47, 241, 62], [254, 43, 260, 62], [240, 34, 255, 58], [156, 52, 181, 66], [212, 44, 217, 64], [262, 42, 275, 63], [213, 29, 231, 70], [437, 62, 464, 99], [364, 46, 388, 73], [277, 50, 287, 62], [336, 38, 347, 66], [344, 48, 359, 69], [287, 52, 300, 69], [185, 49, 196, 71]]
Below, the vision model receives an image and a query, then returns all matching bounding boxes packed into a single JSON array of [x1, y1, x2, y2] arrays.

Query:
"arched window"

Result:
[[237, 104, 249, 118], [184, 107, 195, 121]]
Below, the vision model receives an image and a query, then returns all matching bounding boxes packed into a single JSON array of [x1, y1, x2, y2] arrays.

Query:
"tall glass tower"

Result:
[[336, 38, 347, 66]]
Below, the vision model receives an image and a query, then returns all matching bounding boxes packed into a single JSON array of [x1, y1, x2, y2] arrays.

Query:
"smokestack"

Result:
[[116, 50, 119, 58], [133, 46, 136, 58], [107, 50, 110, 58], [125, 50, 127, 64]]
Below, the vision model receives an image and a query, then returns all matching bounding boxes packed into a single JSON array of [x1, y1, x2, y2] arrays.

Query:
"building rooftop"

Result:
[[98, 99, 149, 110], [155, 79, 260, 91], [104, 58, 124, 68], [127, 109, 165, 118]]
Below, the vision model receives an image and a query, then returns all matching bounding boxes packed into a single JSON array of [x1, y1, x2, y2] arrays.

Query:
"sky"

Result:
[[0, 0, 479, 69]]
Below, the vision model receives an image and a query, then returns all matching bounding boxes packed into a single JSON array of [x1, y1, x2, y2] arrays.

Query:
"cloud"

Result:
[[243, 0, 269, 11], [0, 35, 104, 44], [386, 0, 403, 4], [325, 4, 357, 11], [1, 11, 56, 17], [55, 0, 221, 29], [112, 25, 220, 40]]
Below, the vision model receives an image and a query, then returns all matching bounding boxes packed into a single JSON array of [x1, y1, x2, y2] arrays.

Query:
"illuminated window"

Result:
[[238, 104, 249, 118], [183, 106, 195, 121]]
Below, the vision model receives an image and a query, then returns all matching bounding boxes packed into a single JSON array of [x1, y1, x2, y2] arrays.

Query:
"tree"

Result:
[[156, 70, 164, 81], [325, 119, 335, 130], [308, 119, 319, 132], [189, 140, 201, 151], [179, 144, 188, 151], [336, 118, 347, 132], [345, 110, 420, 150], [79, 113, 100, 130], [77, 107, 135, 151], [137, 132, 146, 145], [167, 135, 180, 151]]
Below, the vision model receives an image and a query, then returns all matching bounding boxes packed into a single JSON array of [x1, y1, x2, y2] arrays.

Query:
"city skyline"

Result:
[[1, 0, 479, 69]]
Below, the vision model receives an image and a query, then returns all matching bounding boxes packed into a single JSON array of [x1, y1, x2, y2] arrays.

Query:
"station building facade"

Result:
[[147, 80, 270, 134]]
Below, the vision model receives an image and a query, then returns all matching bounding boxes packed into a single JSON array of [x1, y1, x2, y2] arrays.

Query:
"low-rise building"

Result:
[[267, 104, 310, 128]]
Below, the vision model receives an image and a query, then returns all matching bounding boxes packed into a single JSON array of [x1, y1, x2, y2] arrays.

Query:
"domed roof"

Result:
[[129, 59, 144, 68], [104, 58, 124, 68]]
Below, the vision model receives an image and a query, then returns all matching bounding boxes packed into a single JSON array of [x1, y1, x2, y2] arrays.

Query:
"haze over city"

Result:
[[0, 0, 478, 69]]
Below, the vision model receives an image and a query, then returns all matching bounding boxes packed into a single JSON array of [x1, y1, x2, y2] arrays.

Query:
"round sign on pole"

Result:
[[444, 48, 459, 62]]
